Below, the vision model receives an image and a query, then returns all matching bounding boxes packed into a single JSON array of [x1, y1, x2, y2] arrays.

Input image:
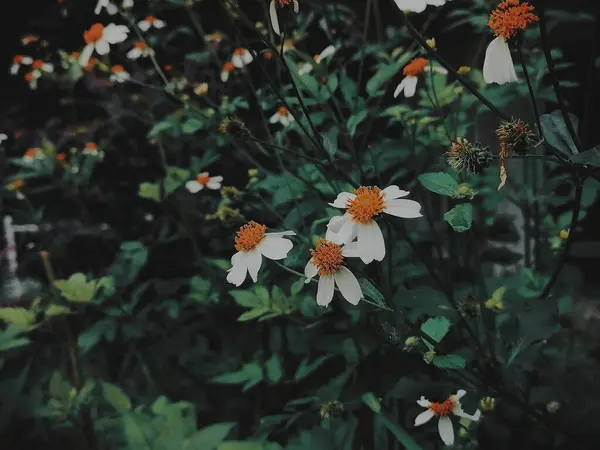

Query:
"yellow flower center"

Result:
[[403, 58, 429, 77], [234, 221, 266, 252], [310, 239, 343, 275], [488, 0, 538, 40], [429, 397, 456, 417], [346, 186, 385, 224]]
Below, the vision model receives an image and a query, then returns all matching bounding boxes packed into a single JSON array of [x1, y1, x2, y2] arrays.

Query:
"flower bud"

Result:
[[320, 400, 344, 419], [495, 118, 538, 155], [218, 117, 251, 140], [480, 396, 496, 412], [445, 137, 492, 174]]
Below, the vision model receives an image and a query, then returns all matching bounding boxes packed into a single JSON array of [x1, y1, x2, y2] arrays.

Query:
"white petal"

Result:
[[316, 275, 335, 307], [330, 216, 357, 245], [293, 0, 299, 12], [10, 64, 19, 75], [22, 57, 32, 64], [79, 44, 94, 66], [95, 39, 110, 55], [269, 113, 280, 124], [104, 24, 129, 43], [127, 48, 141, 59], [226, 259, 248, 286], [432, 65, 448, 75], [95, 0, 107, 14], [333, 266, 362, 305], [357, 221, 385, 263], [269, 0, 280, 36], [138, 21, 150, 31], [414, 409, 435, 426], [232, 55, 244, 68], [483, 36, 518, 85], [43, 63, 54, 72], [245, 250, 262, 282], [394, 0, 427, 13], [437, 416, 454, 446], [266, 230, 296, 238], [393, 78, 407, 98], [319, 45, 336, 61], [329, 191, 355, 208], [452, 404, 481, 422], [454, 390, 466, 400], [298, 63, 313, 75], [304, 260, 319, 281], [341, 241, 360, 258], [382, 185, 409, 200], [326, 215, 347, 234], [154, 20, 166, 28], [417, 396, 431, 408], [257, 235, 293, 260], [107, 3, 118, 14], [403, 76, 419, 98], [221, 71, 229, 82], [210, 175, 223, 183], [280, 116, 290, 127], [206, 180, 222, 190], [384, 199, 423, 218], [186, 181, 203, 193], [242, 51, 253, 64]]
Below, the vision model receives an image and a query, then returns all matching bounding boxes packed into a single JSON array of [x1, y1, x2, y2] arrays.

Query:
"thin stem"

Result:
[[517, 45, 543, 134], [537, 0, 583, 151], [538, 178, 584, 299], [355, 0, 373, 113], [396, 8, 509, 121]]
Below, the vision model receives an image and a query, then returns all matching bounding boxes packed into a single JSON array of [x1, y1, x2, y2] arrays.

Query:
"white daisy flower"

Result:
[[94, 0, 118, 15], [313, 45, 336, 64], [326, 185, 422, 264], [304, 239, 363, 307], [185, 172, 223, 193], [109, 65, 130, 83], [83, 142, 102, 156], [10, 55, 32, 75], [22, 147, 44, 162], [122, 0, 133, 8], [394, 0, 452, 13], [126, 41, 153, 60], [298, 62, 313, 76], [269, 106, 294, 127], [24, 71, 41, 90], [31, 59, 54, 77], [138, 16, 166, 32], [414, 390, 481, 446], [226, 221, 296, 286], [231, 48, 253, 68], [483, 36, 518, 85], [0, 133, 8, 144], [269, 0, 299, 36], [80, 23, 130, 67], [394, 57, 448, 98], [221, 61, 235, 82], [282, 39, 295, 53]]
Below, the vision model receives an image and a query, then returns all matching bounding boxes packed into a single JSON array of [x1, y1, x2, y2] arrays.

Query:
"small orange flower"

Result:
[[13, 55, 25, 64], [234, 221, 266, 252], [24, 72, 36, 82], [134, 41, 147, 49], [277, 106, 289, 116], [233, 48, 246, 56], [223, 62, 235, 72], [196, 173, 211, 185], [84, 24, 105, 44], [32, 60, 45, 70], [488, 0, 538, 40], [69, 51, 80, 59], [403, 58, 429, 77], [22, 35, 38, 45], [112, 65, 125, 73]]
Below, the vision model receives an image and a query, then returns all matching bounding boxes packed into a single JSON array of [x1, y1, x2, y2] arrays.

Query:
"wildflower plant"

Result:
[[1, 0, 600, 449]]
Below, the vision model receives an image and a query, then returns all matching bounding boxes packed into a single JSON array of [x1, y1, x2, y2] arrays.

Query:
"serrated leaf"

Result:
[[54, 273, 98, 303], [358, 278, 386, 308], [444, 203, 473, 232], [418, 172, 458, 196]]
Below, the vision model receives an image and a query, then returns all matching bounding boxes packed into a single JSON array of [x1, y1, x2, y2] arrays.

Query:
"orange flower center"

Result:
[[24, 72, 36, 82], [403, 58, 429, 77], [10, 179, 24, 190], [85, 58, 98, 71], [223, 62, 235, 72], [85, 142, 98, 150], [283, 40, 294, 49], [428, 397, 456, 417], [277, 0, 292, 6], [23, 35, 37, 44], [56, 153, 67, 161], [233, 48, 246, 56], [488, 0, 538, 40], [70, 52, 80, 58], [310, 239, 344, 275], [84, 23, 105, 44], [196, 173, 211, 185], [234, 221, 266, 252], [13, 55, 24, 63], [134, 41, 147, 49], [277, 106, 289, 116], [145, 16, 156, 24], [24, 148, 38, 158], [346, 186, 385, 224], [32, 60, 44, 69], [112, 65, 125, 73]]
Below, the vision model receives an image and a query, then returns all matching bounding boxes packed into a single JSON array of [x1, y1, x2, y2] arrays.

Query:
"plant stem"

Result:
[[538, 178, 584, 299], [517, 45, 543, 134]]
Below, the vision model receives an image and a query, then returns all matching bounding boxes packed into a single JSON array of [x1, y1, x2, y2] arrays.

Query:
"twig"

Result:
[[517, 45, 543, 134]]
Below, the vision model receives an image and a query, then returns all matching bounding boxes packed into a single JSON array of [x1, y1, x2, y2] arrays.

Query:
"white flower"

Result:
[[10, 55, 32, 75], [231, 48, 253, 68], [269, 106, 294, 127], [0, 133, 8, 144], [326, 185, 422, 264], [394, 0, 452, 13], [269, 0, 299, 36], [80, 23, 130, 67], [394, 57, 447, 98], [109, 65, 130, 83], [185, 172, 223, 193], [138, 16, 166, 32], [194, 83, 208, 96], [95, 0, 118, 15], [414, 390, 481, 446], [22, 147, 44, 161], [24, 71, 41, 90], [226, 222, 295, 286], [314, 45, 336, 64], [298, 62, 313, 76], [221, 61, 235, 82], [304, 239, 363, 307], [122, 0, 133, 8], [126, 41, 152, 60], [83, 142, 101, 156], [483, 36, 518, 85], [31, 59, 54, 77]]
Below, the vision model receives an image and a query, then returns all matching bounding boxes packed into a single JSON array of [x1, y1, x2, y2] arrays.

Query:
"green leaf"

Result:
[[294, 355, 332, 381], [265, 354, 283, 383], [148, 120, 174, 138], [54, 273, 98, 303], [421, 316, 451, 348], [570, 145, 600, 167], [237, 309, 268, 322], [185, 422, 236, 450], [321, 129, 338, 159], [432, 354, 466, 369], [376, 414, 424, 450], [361, 392, 381, 413], [182, 118, 205, 134], [540, 110, 580, 155], [163, 166, 190, 195], [0, 307, 35, 327], [366, 62, 401, 96], [138, 182, 161, 201], [346, 110, 368, 136], [45, 305, 71, 317], [358, 278, 386, 308], [444, 203, 473, 232], [230, 291, 261, 308], [218, 442, 263, 450], [101, 382, 132, 411], [418, 172, 458, 196]]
